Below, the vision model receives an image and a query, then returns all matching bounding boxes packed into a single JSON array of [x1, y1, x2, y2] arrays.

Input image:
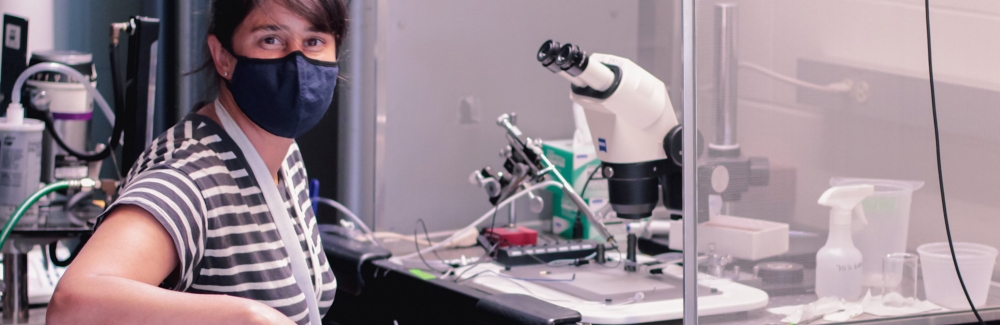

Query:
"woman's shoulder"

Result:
[[125, 114, 234, 183]]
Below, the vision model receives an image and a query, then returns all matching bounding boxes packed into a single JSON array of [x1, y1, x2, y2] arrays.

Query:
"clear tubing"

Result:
[[577, 60, 616, 92], [315, 196, 382, 247], [399, 180, 563, 260], [10, 63, 115, 125]]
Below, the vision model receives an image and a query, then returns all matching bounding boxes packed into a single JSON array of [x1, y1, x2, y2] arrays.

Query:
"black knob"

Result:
[[663, 125, 705, 167]]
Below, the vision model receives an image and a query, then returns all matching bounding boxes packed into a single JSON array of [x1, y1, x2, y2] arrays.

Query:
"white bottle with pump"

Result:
[[815, 184, 873, 300]]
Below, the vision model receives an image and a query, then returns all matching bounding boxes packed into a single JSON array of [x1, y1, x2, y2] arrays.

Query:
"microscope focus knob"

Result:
[[664, 125, 705, 167]]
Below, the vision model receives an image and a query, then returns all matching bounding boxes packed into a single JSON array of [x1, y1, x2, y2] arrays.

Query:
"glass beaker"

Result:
[[882, 253, 919, 307]]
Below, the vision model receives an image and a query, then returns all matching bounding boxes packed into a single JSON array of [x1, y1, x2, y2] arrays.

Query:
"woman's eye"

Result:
[[260, 36, 284, 49], [304, 38, 325, 48]]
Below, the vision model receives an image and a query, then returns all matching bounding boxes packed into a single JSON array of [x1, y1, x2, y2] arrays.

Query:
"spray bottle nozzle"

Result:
[[819, 184, 874, 225]]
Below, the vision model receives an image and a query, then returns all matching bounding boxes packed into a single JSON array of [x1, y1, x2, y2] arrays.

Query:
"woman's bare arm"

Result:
[[46, 205, 294, 325]]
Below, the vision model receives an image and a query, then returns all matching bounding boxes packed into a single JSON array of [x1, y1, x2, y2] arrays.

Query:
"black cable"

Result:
[[573, 166, 603, 235], [414, 219, 448, 274], [48, 236, 88, 267], [579, 166, 601, 198], [417, 217, 445, 261], [924, 1, 983, 323], [486, 195, 502, 244], [38, 112, 111, 161], [453, 240, 500, 283], [30, 43, 126, 162]]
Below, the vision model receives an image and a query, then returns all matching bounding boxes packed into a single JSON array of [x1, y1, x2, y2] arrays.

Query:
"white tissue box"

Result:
[[670, 215, 789, 261]]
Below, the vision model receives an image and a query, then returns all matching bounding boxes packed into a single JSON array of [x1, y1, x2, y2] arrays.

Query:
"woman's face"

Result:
[[229, 1, 337, 62]]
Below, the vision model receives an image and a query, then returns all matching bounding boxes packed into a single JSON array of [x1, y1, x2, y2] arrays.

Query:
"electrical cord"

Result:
[[452, 240, 501, 282], [316, 197, 382, 248], [487, 189, 502, 241], [417, 218, 446, 261], [573, 166, 603, 236], [414, 219, 449, 274], [399, 180, 563, 260], [48, 234, 89, 267], [923, 1, 982, 323], [739, 61, 853, 93]]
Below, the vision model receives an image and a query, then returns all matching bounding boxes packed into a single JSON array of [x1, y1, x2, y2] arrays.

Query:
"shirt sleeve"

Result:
[[97, 167, 207, 291]]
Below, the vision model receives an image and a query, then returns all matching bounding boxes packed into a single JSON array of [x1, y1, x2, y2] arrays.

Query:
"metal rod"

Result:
[[338, 0, 379, 232], [538, 153, 616, 243], [3, 253, 29, 323], [625, 233, 638, 272], [682, 0, 700, 323], [596, 244, 607, 264], [507, 199, 516, 227], [714, 3, 739, 148]]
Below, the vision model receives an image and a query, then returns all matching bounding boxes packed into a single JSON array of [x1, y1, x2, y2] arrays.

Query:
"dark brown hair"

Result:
[[208, 0, 348, 56]]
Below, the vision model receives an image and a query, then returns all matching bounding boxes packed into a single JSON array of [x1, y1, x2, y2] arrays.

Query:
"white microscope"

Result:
[[459, 40, 772, 323], [538, 40, 695, 272]]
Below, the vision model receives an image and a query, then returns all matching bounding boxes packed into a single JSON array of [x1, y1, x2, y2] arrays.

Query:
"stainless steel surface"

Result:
[[713, 3, 738, 148], [682, 0, 698, 323], [338, 0, 380, 231], [2, 254, 28, 324]]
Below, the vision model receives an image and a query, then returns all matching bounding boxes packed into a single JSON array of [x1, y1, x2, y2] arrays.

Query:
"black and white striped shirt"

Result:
[[99, 113, 337, 324]]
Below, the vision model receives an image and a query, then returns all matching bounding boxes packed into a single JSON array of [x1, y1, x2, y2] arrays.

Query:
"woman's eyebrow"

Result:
[[250, 24, 284, 33]]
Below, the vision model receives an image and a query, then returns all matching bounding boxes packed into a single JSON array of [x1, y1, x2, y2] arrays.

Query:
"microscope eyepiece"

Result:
[[555, 43, 587, 76], [537, 40, 559, 64], [538, 40, 563, 73]]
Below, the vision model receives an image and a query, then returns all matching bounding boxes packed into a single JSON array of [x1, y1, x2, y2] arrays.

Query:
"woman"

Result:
[[47, 0, 346, 324]]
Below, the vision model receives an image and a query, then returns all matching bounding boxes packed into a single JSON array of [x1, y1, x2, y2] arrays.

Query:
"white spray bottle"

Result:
[[815, 184, 873, 300]]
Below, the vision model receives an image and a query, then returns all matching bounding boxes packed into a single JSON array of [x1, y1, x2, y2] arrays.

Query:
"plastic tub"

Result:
[[830, 178, 923, 287], [917, 242, 997, 310]]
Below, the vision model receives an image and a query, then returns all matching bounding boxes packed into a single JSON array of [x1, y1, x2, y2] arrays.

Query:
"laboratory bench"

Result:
[[9, 226, 1000, 324], [319, 225, 1000, 325]]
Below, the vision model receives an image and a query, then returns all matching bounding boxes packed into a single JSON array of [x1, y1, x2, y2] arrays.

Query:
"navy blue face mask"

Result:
[[226, 51, 339, 138]]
